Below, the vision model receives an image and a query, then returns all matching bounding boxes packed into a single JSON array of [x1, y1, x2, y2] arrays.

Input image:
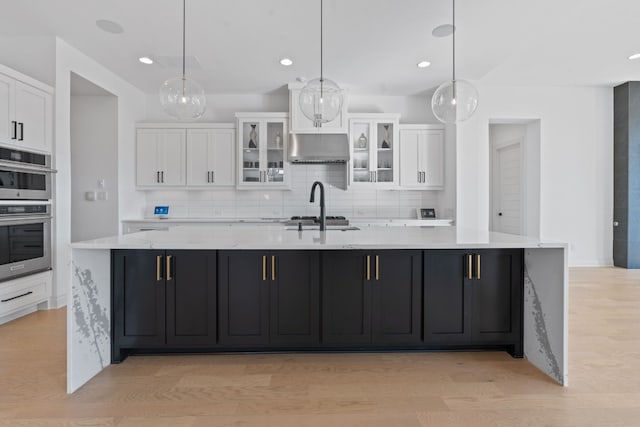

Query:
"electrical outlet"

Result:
[[85, 191, 96, 201], [97, 191, 108, 201]]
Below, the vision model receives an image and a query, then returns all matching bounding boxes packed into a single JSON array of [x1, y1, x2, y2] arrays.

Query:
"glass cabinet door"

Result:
[[265, 121, 285, 183], [375, 122, 394, 183], [351, 121, 373, 183], [241, 121, 260, 184]]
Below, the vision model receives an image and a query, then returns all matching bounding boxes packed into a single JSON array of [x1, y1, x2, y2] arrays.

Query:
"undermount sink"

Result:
[[284, 225, 360, 231]]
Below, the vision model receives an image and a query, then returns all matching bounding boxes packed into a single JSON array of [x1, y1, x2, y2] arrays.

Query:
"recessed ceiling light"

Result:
[[95, 19, 124, 34], [629, 53, 640, 60], [417, 61, 431, 68], [280, 58, 293, 66], [432, 24, 455, 38], [138, 56, 154, 65]]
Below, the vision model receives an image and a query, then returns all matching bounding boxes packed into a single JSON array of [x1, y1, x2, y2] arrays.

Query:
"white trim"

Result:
[[0, 305, 38, 325], [235, 112, 288, 119], [398, 124, 445, 130]]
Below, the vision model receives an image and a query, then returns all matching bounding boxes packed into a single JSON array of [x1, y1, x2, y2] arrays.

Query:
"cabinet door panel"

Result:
[[112, 250, 165, 347], [423, 250, 471, 343], [218, 251, 269, 345], [166, 250, 217, 346], [160, 130, 186, 185], [211, 129, 235, 186], [186, 130, 210, 186], [399, 129, 421, 187], [423, 131, 444, 187], [15, 82, 48, 152], [0, 74, 14, 145], [270, 251, 320, 346], [472, 249, 522, 343], [136, 130, 161, 186], [372, 251, 422, 344], [321, 251, 371, 345]]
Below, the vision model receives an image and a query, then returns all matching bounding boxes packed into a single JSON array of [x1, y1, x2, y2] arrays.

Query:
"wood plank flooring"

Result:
[[1, 267, 639, 426]]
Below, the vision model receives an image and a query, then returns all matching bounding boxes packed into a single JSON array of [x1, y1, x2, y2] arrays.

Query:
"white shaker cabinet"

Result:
[[288, 82, 348, 133], [136, 128, 186, 187], [348, 113, 400, 189], [399, 125, 444, 190], [186, 127, 236, 187], [0, 66, 53, 153]]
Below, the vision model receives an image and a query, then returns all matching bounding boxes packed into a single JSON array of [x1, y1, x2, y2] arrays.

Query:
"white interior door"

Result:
[[492, 140, 522, 235]]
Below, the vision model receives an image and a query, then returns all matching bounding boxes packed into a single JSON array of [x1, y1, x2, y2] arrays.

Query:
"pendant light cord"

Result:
[[452, 0, 456, 82], [320, 0, 323, 82], [182, 0, 186, 80]]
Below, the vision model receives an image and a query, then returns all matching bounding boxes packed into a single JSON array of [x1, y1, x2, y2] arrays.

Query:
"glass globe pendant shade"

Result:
[[431, 79, 478, 124], [299, 77, 343, 127], [159, 76, 206, 121]]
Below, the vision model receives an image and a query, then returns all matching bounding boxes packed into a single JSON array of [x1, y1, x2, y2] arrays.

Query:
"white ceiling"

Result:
[[2, 0, 640, 95]]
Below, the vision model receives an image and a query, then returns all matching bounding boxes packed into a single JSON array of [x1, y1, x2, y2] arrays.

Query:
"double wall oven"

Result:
[[0, 147, 54, 282]]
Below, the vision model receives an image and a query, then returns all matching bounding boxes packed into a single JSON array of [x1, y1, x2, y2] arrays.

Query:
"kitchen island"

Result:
[[69, 225, 567, 393]]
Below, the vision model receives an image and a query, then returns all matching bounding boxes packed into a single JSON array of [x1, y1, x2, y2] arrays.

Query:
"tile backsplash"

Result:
[[144, 164, 448, 219]]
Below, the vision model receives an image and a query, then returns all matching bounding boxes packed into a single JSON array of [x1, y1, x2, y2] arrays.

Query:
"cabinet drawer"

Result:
[[0, 271, 50, 316]]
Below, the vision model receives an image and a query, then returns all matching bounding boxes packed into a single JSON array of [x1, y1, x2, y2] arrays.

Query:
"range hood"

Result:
[[288, 133, 350, 164]]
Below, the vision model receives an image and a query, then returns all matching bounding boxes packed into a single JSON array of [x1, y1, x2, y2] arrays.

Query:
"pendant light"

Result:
[[299, 0, 343, 128], [159, 0, 206, 121], [431, 0, 478, 123]]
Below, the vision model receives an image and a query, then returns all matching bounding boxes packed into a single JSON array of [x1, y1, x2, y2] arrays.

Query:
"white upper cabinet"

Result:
[[348, 113, 400, 189], [288, 82, 348, 133], [0, 67, 52, 154], [136, 128, 186, 187], [186, 128, 236, 187], [236, 113, 290, 190], [399, 125, 444, 190]]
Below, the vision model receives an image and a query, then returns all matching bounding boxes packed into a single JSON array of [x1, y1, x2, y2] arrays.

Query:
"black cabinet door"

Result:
[[471, 249, 523, 344], [423, 250, 472, 344], [371, 250, 422, 345], [218, 251, 270, 346], [269, 251, 320, 346], [321, 251, 372, 345], [166, 250, 217, 347], [112, 250, 166, 348]]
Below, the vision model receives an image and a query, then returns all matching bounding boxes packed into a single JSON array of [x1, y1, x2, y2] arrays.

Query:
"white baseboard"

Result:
[[47, 294, 67, 309], [0, 305, 38, 325], [569, 259, 614, 267]]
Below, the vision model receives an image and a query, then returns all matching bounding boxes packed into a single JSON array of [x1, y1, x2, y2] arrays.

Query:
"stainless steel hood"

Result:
[[288, 133, 350, 164]]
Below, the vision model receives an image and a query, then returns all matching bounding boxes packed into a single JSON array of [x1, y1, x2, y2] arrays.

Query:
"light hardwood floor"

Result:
[[1, 267, 639, 426]]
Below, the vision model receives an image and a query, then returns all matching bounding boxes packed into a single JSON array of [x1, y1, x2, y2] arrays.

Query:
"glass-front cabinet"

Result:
[[236, 113, 290, 189], [348, 113, 400, 188]]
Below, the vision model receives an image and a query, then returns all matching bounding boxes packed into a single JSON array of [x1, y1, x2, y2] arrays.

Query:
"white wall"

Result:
[[54, 38, 146, 306], [0, 36, 55, 86], [458, 84, 613, 266], [70, 95, 119, 242]]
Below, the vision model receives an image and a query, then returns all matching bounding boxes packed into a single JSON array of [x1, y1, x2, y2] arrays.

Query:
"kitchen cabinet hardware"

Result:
[[366, 255, 371, 280], [18, 122, 24, 141], [271, 255, 276, 280], [11, 121, 16, 139], [211, 170, 215, 183], [166, 255, 173, 281], [156, 255, 163, 281], [476, 254, 481, 279], [467, 254, 473, 279], [262, 255, 267, 281], [375, 255, 379, 280], [1, 291, 33, 303]]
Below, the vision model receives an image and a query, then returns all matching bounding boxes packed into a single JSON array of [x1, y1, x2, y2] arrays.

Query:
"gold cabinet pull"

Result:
[[262, 255, 267, 281], [271, 255, 276, 281], [476, 254, 481, 280], [166, 255, 173, 281], [467, 254, 473, 280], [366, 255, 371, 281], [375, 255, 379, 281], [156, 255, 163, 281]]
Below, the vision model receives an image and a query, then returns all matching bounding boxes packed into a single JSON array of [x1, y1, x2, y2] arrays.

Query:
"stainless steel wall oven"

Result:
[[0, 147, 53, 200], [0, 203, 51, 282]]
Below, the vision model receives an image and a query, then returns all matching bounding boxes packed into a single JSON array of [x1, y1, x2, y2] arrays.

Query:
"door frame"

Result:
[[490, 136, 525, 235]]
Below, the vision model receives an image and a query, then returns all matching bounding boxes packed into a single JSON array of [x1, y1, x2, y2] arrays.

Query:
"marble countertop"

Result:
[[71, 225, 565, 250]]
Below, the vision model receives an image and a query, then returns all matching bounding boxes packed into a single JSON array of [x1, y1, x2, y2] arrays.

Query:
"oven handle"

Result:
[[0, 160, 57, 174], [0, 215, 52, 224]]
